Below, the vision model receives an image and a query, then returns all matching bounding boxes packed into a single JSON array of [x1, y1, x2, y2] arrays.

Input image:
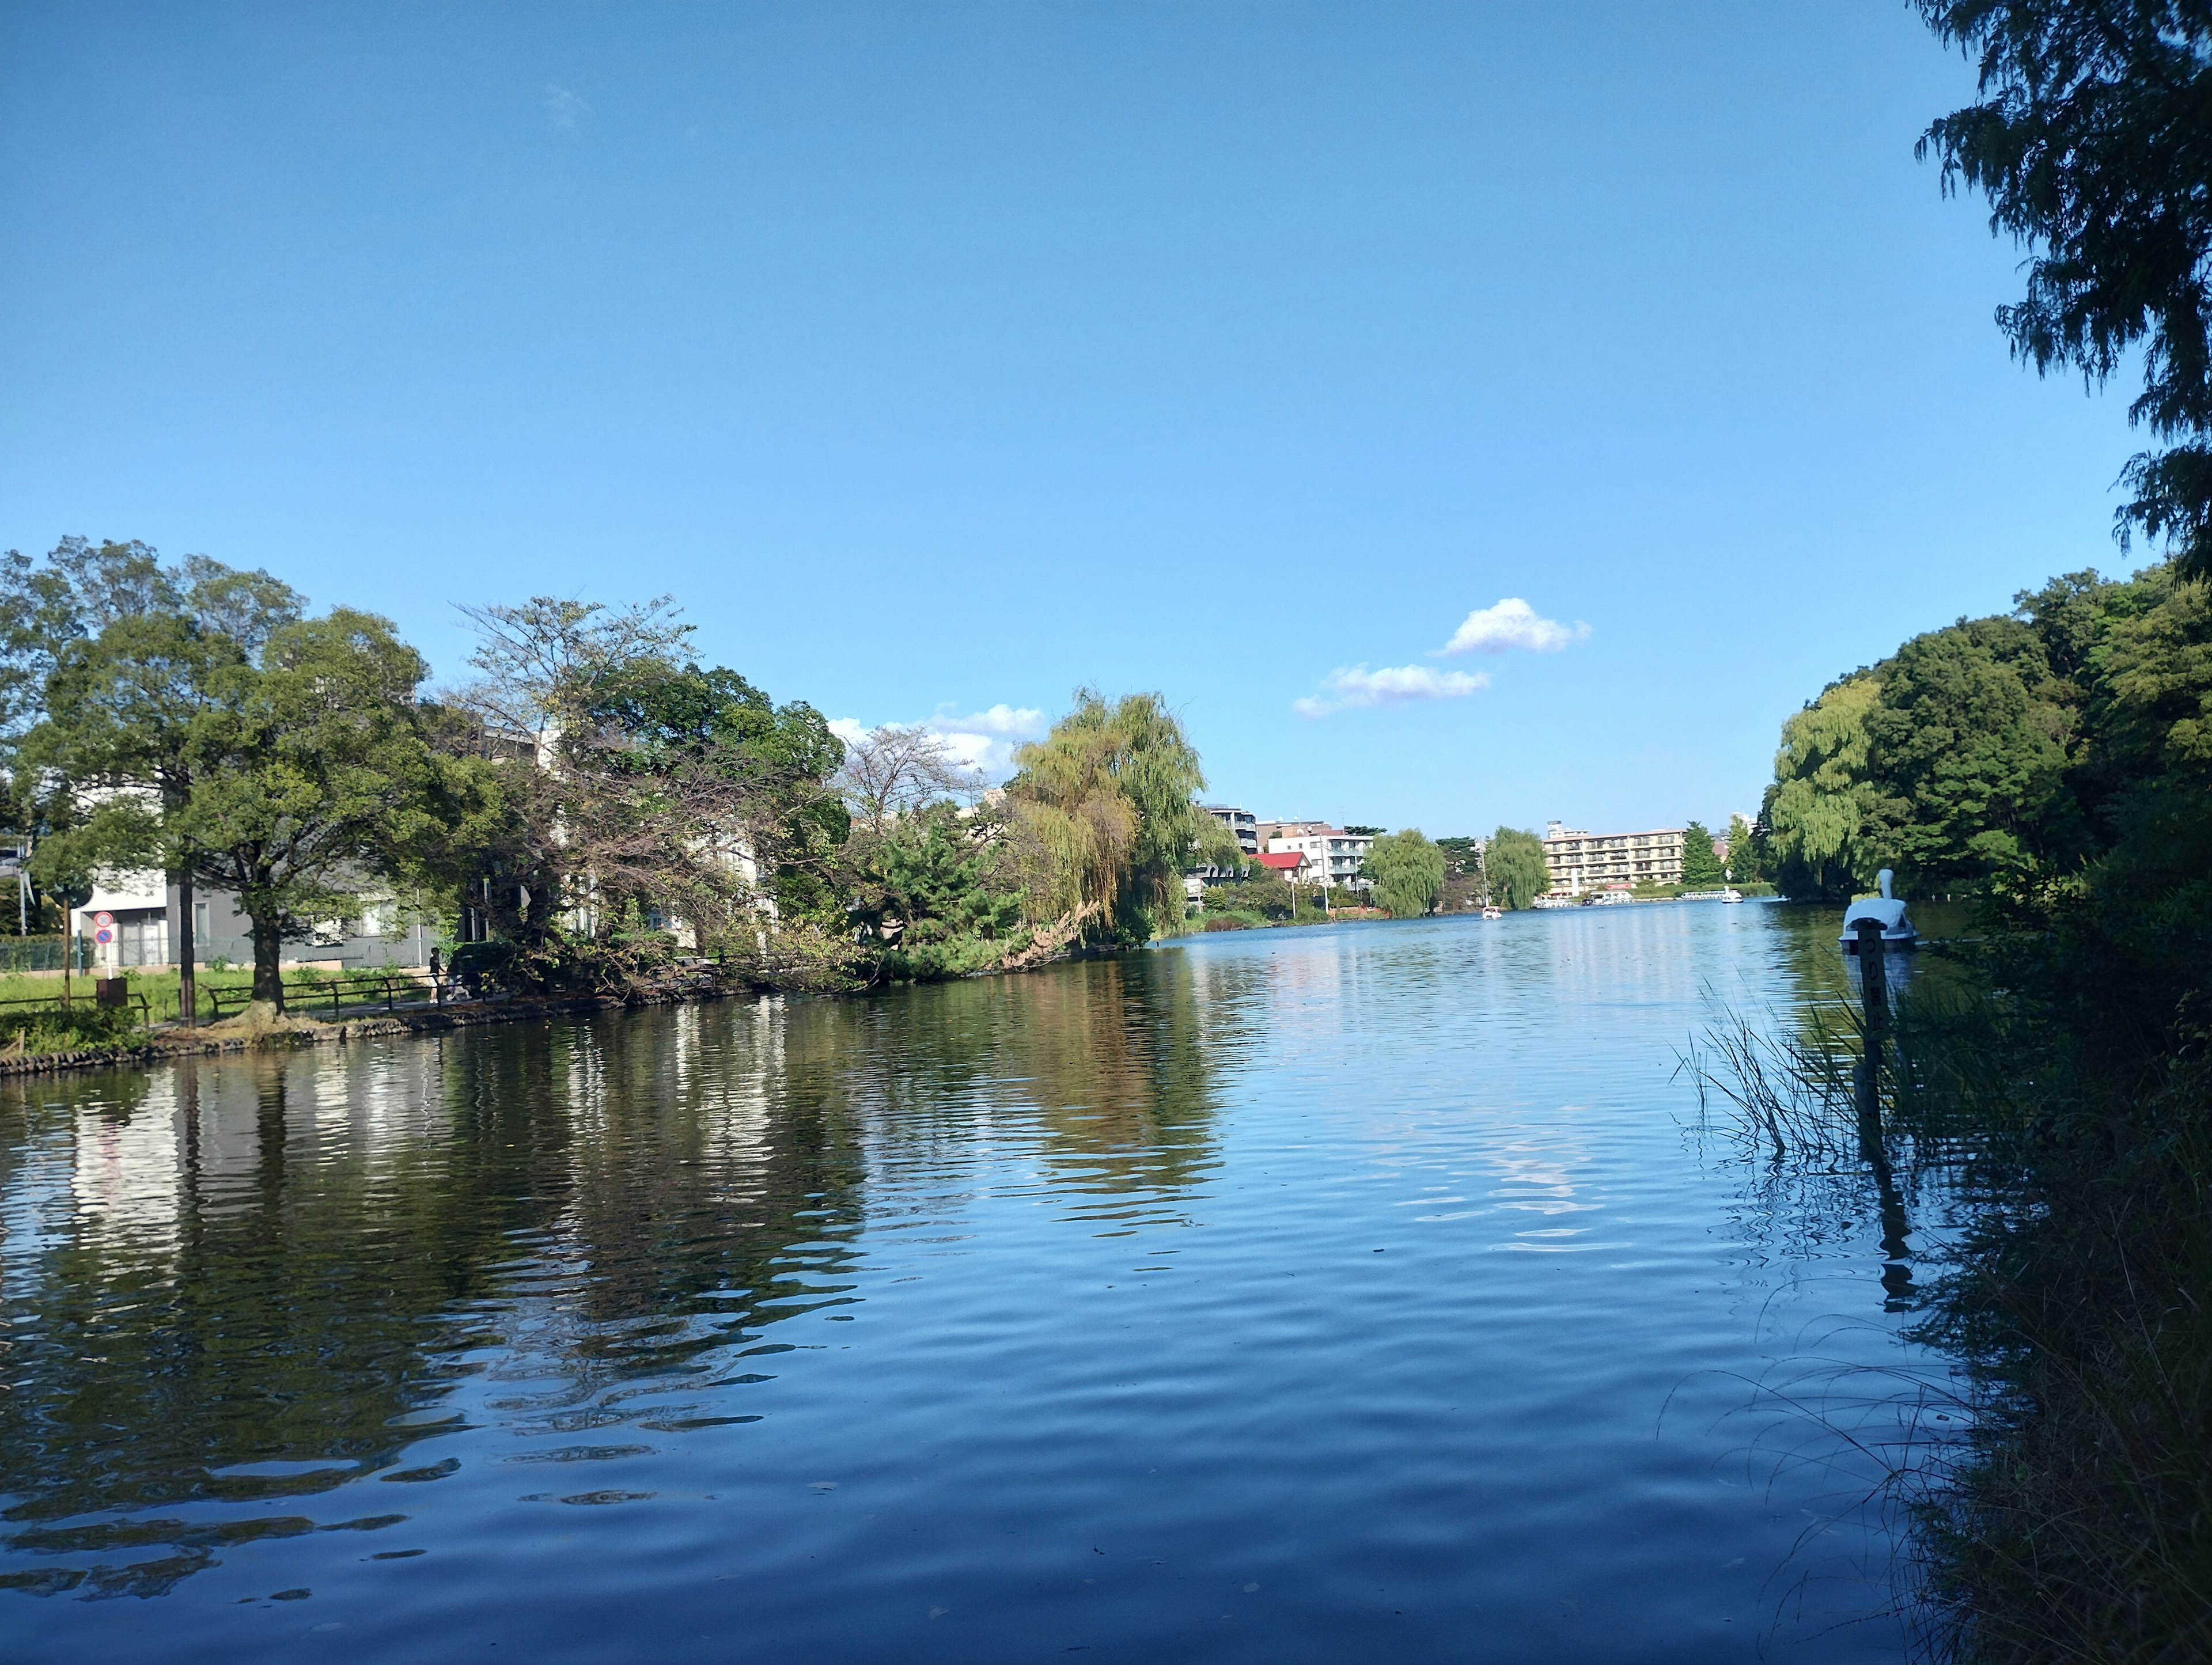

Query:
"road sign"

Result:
[[93, 927, 114, 945], [93, 910, 113, 927]]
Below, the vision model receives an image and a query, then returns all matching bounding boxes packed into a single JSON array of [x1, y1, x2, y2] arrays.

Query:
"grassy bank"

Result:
[[0, 963, 434, 1053], [1689, 871, 2211, 1660], [1880, 931, 2212, 1663]]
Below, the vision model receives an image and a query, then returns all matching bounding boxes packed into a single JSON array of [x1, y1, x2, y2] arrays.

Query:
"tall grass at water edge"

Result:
[[1681, 957, 2212, 1664]]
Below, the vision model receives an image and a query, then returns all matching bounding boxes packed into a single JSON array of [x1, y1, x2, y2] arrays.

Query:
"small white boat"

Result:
[[1480, 905, 1503, 921], [1840, 868, 1916, 951], [1720, 888, 1743, 904]]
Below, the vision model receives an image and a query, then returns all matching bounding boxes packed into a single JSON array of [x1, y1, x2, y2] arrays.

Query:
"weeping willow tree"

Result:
[[1006, 690, 1209, 944], [1762, 674, 1884, 901]]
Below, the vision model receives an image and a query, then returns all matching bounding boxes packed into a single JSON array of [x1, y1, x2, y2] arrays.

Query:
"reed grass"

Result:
[[1683, 953, 2212, 1664]]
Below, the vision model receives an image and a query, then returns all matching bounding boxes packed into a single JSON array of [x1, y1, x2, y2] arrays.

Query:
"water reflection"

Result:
[[0, 959, 1233, 1601], [1, 910, 1940, 1662]]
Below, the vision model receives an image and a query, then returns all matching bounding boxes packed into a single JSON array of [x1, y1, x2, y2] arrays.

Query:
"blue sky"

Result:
[[0, 3, 2146, 835]]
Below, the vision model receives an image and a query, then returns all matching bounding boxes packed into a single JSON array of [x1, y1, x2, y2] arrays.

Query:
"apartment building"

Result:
[[1265, 826, 1373, 890], [1541, 821, 1686, 894], [1202, 805, 1260, 856]]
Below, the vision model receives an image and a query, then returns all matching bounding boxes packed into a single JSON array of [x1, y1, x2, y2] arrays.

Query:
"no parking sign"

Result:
[[92, 910, 115, 947]]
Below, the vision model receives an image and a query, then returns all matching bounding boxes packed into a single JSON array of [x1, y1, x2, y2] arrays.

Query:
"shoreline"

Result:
[[0, 979, 749, 1080]]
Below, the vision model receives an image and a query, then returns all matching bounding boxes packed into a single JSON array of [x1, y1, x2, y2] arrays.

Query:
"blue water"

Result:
[[0, 904, 1938, 1661]]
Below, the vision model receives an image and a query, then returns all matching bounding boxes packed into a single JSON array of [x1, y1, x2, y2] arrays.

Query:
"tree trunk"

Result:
[[251, 911, 285, 1011], [177, 870, 196, 1028]]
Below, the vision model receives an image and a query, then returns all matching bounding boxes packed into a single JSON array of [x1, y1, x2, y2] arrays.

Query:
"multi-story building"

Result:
[[1202, 805, 1259, 856], [1541, 821, 1686, 895], [1265, 826, 1373, 891], [1254, 818, 1328, 848]]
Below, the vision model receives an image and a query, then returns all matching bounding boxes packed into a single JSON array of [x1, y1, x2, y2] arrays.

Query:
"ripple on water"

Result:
[[0, 907, 1945, 1663]]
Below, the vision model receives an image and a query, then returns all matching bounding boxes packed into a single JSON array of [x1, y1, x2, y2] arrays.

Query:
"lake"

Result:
[[0, 902, 1946, 1662]]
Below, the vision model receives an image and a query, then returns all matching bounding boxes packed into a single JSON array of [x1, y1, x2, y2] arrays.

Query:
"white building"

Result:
[[1265, 826, 1373, 890], [69, 868, 428, 975], [1541, 821, 1686, 896]]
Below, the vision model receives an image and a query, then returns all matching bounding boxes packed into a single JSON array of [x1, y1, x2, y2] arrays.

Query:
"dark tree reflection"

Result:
[[0, 951, 1234, 1596]]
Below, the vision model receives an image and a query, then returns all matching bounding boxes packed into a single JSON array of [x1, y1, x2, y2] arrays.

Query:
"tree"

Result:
[[1766, 676, 1884, 900], [443, 597, 847, 981], [1724, 813, 1765, 882], [174, 613, 442, 1010], [36, 609, 442, 1011], [1861, 621, 2069, 889], [1190, 813, 1247, 876], [836, 725, 980, 832], [1006, 690, 1209, 942], [1433, 835, 1481, 874], [844, 800, 1028, 981], [1679, 820, 1726, 887], [3, 538, 176, 800], [1484, 826, 1549, 909], [1917, 2, 2212, 576], [23, 549, 308, 1015], [1365, 829, 1445, 918], [1202, 872, 1294, 919]]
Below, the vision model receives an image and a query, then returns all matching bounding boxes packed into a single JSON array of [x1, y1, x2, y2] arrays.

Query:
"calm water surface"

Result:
[[1, 904, 1945, 1662]]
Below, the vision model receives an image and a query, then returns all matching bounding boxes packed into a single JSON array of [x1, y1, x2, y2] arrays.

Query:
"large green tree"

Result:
[[1861, 619, 2070, 888], [1007, 690, 1210, 942], [1484, 826, 1549, 909], [27, 560, 306, 1010], [1365, 829, 1445, 918], [1765, 676, 1885, 900], [1918, 1, 2212, 576], [1679, 820, 1726, 887], [179, 612, 444, 1009], [37, 609, 444, 1010]]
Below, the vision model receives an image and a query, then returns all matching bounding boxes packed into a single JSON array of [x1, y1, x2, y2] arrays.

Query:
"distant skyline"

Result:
[[0, 3, 2148, 835]]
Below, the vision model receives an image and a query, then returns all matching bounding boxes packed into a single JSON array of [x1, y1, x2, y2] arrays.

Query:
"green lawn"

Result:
[[0, 964, 433, 1026]]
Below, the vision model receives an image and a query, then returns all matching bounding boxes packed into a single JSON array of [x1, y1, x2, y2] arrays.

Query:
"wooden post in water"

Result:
[[1854, 915, 1888, 1161]]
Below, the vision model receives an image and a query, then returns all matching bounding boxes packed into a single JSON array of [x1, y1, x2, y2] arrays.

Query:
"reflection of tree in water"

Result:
[[1691, 903, 1991, 1314], [0, 1008, 868, 1598], [0, 956, 1239, 1598], [0, 1050, 532, 1595], [1675, 909, 1979, 1638]]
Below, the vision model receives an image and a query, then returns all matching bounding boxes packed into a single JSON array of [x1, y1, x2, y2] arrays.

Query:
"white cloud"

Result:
[[544, 85, 589, 128], [1293, 663, 1490, 718], [826, 704, 1046, 779], [926, 703, 1046, 740], [1439, 598, 1588, 655]]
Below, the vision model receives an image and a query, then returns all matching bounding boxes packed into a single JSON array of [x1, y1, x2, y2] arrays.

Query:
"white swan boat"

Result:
[[1840, 868, 1916, 951]]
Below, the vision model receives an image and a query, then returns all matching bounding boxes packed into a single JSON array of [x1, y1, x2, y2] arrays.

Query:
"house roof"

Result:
[[1254, 851, 1306, 872]]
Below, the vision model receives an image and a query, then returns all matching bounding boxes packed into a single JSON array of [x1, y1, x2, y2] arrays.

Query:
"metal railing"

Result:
[[198, 973, 441, 1024]]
